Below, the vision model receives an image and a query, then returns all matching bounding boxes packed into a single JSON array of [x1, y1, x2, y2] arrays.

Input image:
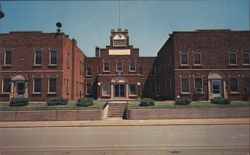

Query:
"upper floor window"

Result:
[[4, 50, 12, 65], [181, 77, 190, 93], [116, 60, 123, 72], [50, 49, 57, 65], [34, 49, 42, 65], [86, 67, 92, 77], [67, 52, 70, 69], [180, 52, 188, 65], [193, 52, 201, 65], [48, 78, 57, 93], [230, 78, 239, 92], [113, 34, 126, 47], [33, 78, 41, 93], [103, 60, 110, 72], [243, 52, 250, 64], [129, 60, 136, 72], [2, 78, 11, 93], [139, 67, 144, 75], [229, 52, 237, 65], [151, 67, 156, 76]]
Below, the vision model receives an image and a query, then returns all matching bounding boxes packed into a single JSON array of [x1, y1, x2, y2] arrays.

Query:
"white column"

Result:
[[208, 79, 212, 100], [223, 80, 228, 99], [111, 83, 113, 99], [126, 83, 129, 99]]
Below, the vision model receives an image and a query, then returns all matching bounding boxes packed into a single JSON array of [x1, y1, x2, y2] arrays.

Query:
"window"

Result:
[[48, 78, 57, 93], [243, 78, 250, 94], [67, 52, 70, 68], [66, 79, 69, 94], [230, 78, 239, 92], [33, 78, 41, 93], [194, 78, 203, 93], [113, 34, 126, 46], [102, 84, 110, 96], [129, 60, 136, 72], [103, 60, 110, 72], [243, 52, 250, 64], [129, 84, 137, 95], [151, 82, 157, 94], [34, 49, 42, 65], [181, 78, 190, 93], [4, 50, 12, 65], [229, 52, 237, 65], [86, 83, 92, 95], [2, 78, 11, 93], [116, 60, 123, 72], [193, 53, 201, 65], [139, 67, 144, 75], [180, 52, 188, 65], [86, 67, 92, 77], [151, 67, 156, 76], [50, 49, 57, 65]]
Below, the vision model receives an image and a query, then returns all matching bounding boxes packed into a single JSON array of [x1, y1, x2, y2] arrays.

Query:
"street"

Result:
[[0, 125, 249, 155]]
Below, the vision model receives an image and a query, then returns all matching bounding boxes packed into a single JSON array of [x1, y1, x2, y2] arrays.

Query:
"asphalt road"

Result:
[[0, 125, 249, 155]]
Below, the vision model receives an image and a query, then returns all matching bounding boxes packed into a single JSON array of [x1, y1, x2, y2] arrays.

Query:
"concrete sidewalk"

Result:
[[0, 118, 249, 128]]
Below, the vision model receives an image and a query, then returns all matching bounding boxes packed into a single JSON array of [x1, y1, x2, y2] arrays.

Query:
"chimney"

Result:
[[95, 46, 100, 57]]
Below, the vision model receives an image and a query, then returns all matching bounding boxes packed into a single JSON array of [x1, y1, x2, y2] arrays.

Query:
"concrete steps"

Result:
[[107, 101, 128, 118]]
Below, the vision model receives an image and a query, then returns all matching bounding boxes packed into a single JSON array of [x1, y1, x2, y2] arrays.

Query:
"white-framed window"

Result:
[[181, 77, 190, 93], [48, 78, 57, 93], [34, 49, 42, 65], [86, 83, 92, 95], [102, 83, 110, 96], [230, 77, 239, 93], [103, 60, 110, 72], [113, 34, 126, 47], [243, 78, 250, 94], [129, 84, 137, 95], [229, 52, 237, 65], [180, 52, 188, 65], [243, 52, 250, 65], [86, 67, 92, 77], [151, 67, 156, 76], [2, 78, 11, 93], [193, 52, 201, 65], [116, 60, 123, 72], [4, 50, 12, 66], [49, 49, 57, 65], [33, 78, 41, 93], [129, 60, 136, 72], [194, 78, 203, 94]]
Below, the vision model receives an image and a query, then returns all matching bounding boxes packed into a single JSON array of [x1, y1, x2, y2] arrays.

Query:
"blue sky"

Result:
[[0, 0, 249, 57]]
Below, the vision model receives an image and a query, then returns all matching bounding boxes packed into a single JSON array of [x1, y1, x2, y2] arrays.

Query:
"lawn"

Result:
[[128, 101, 250, 109], [0, 100, 106, 111]]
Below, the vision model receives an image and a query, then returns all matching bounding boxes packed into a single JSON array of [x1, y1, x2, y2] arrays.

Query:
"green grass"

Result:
[[128, 101, 250, 109], [0, 100, 106, 111]]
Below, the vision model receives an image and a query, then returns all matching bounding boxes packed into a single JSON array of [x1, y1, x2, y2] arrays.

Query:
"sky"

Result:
[[0, 0, 249, 57]]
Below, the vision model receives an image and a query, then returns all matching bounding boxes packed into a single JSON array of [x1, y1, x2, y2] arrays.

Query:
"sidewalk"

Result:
[[0, 118, 249, 128]]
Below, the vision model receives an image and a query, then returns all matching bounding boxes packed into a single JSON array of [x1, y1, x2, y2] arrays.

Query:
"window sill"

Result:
[[194, 92, 204, 95], [180, 64, 189, 67], [129, 70, 136, 72], [102, 95, 111, 97], [85, 75, 92, 78], [3, 65, 12, 67], [32, 92, 42, 94], [47, 92, 57, 95], [1, 92, 9, 94], [242, 64, 250, 66], [228, 64, 239, 66], [129, 94, 138, 97], [103, 71, 110, 73], [48, 64, 57, 67], [230, 92, 240, 94], [181, 92, 191, 95], [33, 64, 42, 66], [193, 64, 203, 67]]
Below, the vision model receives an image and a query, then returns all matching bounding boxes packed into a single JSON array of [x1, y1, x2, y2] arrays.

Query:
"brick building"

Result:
[[0, 29, 249, 102], [0, 31, 85, 102], [156, 29, 250, 101], [84, 29, 156, 100]]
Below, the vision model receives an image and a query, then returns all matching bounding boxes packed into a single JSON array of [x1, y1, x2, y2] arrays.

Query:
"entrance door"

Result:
[[16, 82, 25, 95], [114, 83, 125, 97], [212, 80, 223, 98]]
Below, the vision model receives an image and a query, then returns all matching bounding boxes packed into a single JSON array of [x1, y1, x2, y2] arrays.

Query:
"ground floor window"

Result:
[[151, 82, 157, 94], [181, 78, 190, 93], [2, 78, 11, 93], [102, 84, 110, 96], [230, 78, 239, 92], [33, 78, 41, 93], [48, 78, 57, 93], [243, 78, 250, 94], [86, 83, 92, 95], [129, 84, 137, 95], [194, 78, 202, 94]]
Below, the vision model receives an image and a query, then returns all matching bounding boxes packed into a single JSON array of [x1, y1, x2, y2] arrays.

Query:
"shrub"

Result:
[[175, 99, 191, 105], [139, 98, 155, 106], [76, 98, 94, 107], [47, 97, 68, 106], [10, 96, 29, 106], [211, 97, 231, 105]]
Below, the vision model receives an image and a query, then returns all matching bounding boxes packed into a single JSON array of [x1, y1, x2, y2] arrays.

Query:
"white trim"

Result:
[[116, 60, 123, 72], [85, 83, 92, 95], [180, 52, 188, 66], [129, 84, 137, 96], [49, 49, 57, 66], [228, 52, 237, 65], [4, 50, 12, 66], [181, 77, 190, 93], [194, 77, 203, 94], [193, 52, 201, 65], [34, 49, 42, 65], [33, 77, 42, 93], [129, 60, 136, 72], [103, 60, 110, 72], [243, 52, 250, 65], [48, 77, 57, 93], [85, 67, 92, 77], [230, 77, 240, 93]]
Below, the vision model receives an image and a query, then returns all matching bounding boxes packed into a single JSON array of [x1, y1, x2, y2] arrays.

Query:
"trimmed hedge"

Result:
[[175, 99, 192, 105], [47, 97, 68, 106], [139, 98, 155, 106], [76, 98, 94, 107], [211, 97, 231, 105], [9, 96, 29, 106]]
